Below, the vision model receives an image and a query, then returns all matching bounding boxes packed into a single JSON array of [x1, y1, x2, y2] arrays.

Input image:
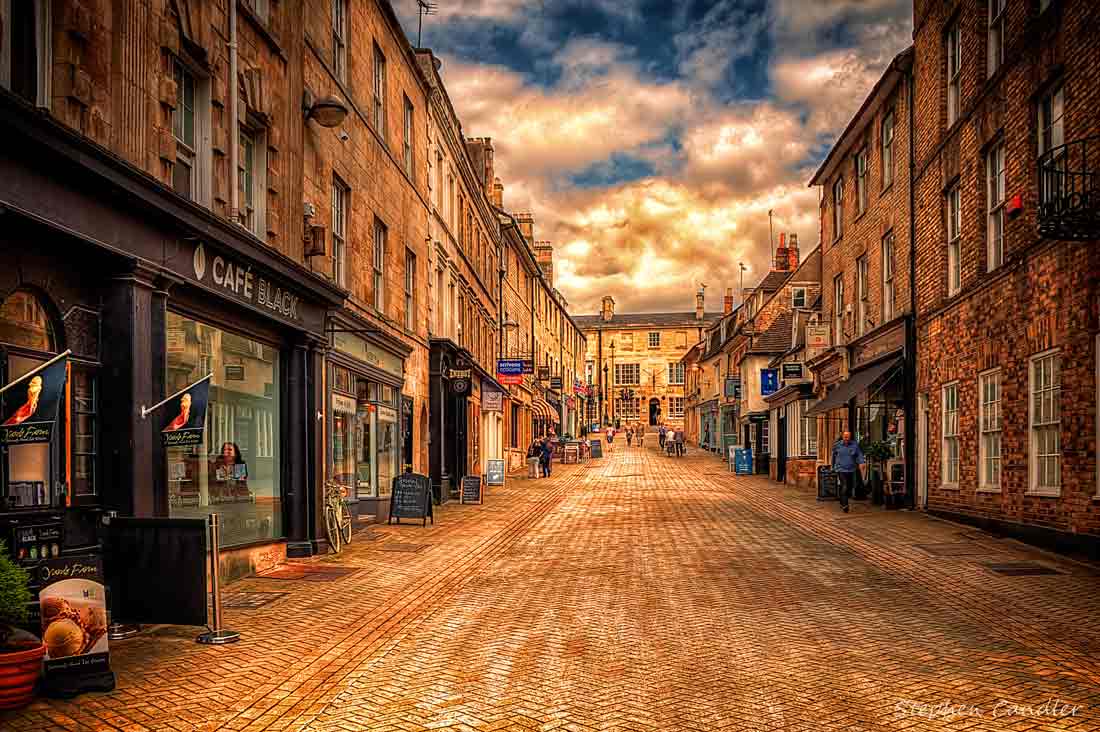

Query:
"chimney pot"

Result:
[[723, 287, 734, 315]]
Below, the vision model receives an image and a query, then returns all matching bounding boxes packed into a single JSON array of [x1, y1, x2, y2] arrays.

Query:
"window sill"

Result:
[[939, 483, 960, 491], [976, 486, 1001, 493], [1025, 488, 1061, 498]]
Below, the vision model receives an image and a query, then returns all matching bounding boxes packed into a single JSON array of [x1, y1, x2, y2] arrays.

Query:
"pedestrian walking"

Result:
[[831, 430, 866, 513], [540, 437, 555, 478], [527, 440, 542, 479], [675, 428, 685, 457], [658, 425, 666, 450], [638, 425, 645, 448], [626, 427, 633, 447], [605, 425, 615, 453]]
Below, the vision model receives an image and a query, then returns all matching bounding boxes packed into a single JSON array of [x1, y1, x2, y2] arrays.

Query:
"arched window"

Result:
[[0, 290, 58, 354]]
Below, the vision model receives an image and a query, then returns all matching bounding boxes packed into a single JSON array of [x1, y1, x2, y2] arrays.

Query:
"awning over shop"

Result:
[[806, 357, 902, 416], [532, 397, 560, 423]]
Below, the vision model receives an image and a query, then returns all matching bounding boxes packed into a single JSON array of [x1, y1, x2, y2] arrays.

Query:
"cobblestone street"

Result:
[[5, 444, 1100, 732]]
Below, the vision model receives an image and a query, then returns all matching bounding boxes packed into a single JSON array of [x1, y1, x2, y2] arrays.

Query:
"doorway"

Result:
[[648, 398, 661, 426], [776, 410, 787, 483], [917, 393, 928, 509]]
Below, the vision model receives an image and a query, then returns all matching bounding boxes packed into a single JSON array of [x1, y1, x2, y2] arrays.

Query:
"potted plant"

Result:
[[859, 439, 893, 505], [0, 541, 42, 710]]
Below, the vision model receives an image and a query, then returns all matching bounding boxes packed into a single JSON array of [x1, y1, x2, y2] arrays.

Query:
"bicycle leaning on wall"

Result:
[[324, 482, 353, 553]]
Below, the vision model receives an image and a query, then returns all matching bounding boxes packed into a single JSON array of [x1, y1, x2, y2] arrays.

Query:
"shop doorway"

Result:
[[648, 398, 660, 426], [401, 396, 413, 473], [776, 411, 787, 483], [917, 393, 928, 509]]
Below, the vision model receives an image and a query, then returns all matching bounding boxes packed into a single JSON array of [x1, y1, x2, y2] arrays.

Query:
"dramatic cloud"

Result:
[[411, 0, 912, 315]]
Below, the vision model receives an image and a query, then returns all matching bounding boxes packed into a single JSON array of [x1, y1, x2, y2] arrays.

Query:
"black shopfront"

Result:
[[0, 93, 345, 583], [428, 338, 476, 504]]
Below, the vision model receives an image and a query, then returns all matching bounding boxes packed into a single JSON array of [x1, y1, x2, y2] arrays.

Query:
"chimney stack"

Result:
[[774, 232, 790, 271], [600, 296, 615, 322], [695, 287, 705, 320], [515, 212, 534, 245], [534, 241, 554, 287], [723, 287, 734, 314], [787, 233, 800, 270], [492, 177, 504, 207]]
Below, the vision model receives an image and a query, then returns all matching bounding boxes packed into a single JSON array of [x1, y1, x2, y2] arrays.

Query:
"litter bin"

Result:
[[527, 457, 540, 479]]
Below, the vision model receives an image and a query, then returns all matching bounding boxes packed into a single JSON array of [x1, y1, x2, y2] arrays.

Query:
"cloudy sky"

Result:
[[397, 0, 913, 315]]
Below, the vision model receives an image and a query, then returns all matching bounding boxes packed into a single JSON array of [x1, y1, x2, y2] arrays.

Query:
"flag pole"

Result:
[[0, 350, 72, 395], [141, 373, 214, 420]]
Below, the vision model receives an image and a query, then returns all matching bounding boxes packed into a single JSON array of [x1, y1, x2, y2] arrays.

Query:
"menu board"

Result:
[[39, 555, 115, 694], [460, 475, 483, 505], [389, 473, 433, 526], [485, 459, 505, 486], [817, 466, 839, 501]]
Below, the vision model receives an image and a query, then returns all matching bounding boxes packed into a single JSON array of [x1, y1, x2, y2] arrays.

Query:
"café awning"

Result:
[[532, 396, 560, 423], [805, 357, 902, 416]]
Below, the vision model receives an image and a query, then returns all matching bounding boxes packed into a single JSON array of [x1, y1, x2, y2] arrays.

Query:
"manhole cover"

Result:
[[376, 543, 430, 553], [222, 591, 289, 609], [915, 543, 998, 557], [258, 565, 360, 581], [984, 561, 1062, 576]]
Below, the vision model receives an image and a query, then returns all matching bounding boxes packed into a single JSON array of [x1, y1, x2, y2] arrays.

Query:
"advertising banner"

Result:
[[497, 374, 523, 385], [735, 448, 753, 475], [760, 368, 779, 396], [161, 376, 212, 448], [0, 351, 70, 445], [39, 555, 113, 689], [497, 359, 524, 375]]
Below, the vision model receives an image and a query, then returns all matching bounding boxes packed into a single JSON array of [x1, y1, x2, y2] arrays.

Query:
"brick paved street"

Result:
[[5, 444, 1100, 732]]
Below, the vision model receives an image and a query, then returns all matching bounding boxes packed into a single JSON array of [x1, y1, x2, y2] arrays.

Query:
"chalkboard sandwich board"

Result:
[[389, 473, 434, 526], [485, 459, 505, 486], [460, 475, 483, 505], [816, 465, 839, 501]]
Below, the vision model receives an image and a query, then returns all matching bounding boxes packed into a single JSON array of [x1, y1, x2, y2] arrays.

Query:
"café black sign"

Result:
[[190, 242, 304, 324]]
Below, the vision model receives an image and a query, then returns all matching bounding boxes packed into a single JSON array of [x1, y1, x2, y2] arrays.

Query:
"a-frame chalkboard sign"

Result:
[[389, 473, 434, 526], [460, 475, 482, 505]]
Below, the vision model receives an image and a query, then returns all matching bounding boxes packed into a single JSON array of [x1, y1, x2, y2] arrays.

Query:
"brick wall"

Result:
[[913, 0, 1100, 538]]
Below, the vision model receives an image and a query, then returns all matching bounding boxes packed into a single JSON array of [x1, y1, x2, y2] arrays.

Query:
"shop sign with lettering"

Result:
[[483, 390, 503, 411], [191, 243, 301, 322], [332, 393, 357, 414], [332, 332, 404, 378], [806, 325, 831, 349]]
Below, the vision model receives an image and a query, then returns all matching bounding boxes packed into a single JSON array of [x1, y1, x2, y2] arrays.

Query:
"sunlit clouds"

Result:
[[405, 0, 912, 314]]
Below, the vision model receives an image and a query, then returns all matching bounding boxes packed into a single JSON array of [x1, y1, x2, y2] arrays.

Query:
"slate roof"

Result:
[[574, 311, 724, 329], [754, 269, 792, 293], [749, 311, 794, 354]]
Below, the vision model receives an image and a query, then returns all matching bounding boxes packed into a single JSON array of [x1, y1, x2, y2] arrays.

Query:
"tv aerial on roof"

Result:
[[417, 0, 438, 47]]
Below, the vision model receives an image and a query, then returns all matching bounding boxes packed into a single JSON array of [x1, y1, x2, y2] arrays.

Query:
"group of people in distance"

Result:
[[526, 436, 556, 478], [599, 423, 685, 457]]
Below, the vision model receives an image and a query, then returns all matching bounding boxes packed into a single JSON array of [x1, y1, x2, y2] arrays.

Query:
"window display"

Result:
[[329, 368, 399, 500], [165, 312, 281, 547]]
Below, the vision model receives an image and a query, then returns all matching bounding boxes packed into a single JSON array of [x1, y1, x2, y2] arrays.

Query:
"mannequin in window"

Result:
[[2, 375, 43, 426], [164, 392, 193, 431]]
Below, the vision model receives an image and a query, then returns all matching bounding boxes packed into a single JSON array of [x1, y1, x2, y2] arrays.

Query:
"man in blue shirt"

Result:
[[831, 430, 866, 513]]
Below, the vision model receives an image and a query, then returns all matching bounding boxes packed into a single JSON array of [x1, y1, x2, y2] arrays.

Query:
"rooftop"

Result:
[[574, 311, 724, 329], [749, 311, 794, 355]]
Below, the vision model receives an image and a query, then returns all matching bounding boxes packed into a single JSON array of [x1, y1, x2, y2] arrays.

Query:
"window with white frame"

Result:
[[435, 151, 444, 208], [832, 178, 844, 240], [856, 256, 868, 337], [986, 141, 1005, 271], [942, 382, 959, 486], [1030, 350, 1061, 493], [372, 218, 386, 311], [404, 249, 416, 330], [988, 0, 1005, 76], [332, 0, 347, 83], [800, 400, 818, 457], [792, 287, 807, 308], [947, 183, 961, 296], [761, 421, 769, 454], [332, 176, 349, 287], [882, 231, 895, 322], [238, 126, 266, 235], [834, 274, 845, 345], [616, 398, 640, 421], [946, 22, 961, 127], [615, 363, 640, 385], [881, 110, 895, 188], [668, 362, 685, 385], [0, 0, 51, 106], [648, 332, 660, 349], [585, 361, 594, 385], [402, 95, 414, 177], [856, 148, 869, 215], [372, 43, 386, 135], [1039, 85, 1065, 202], [669, 396, 684, 418], [979, 369, 1002, 489]]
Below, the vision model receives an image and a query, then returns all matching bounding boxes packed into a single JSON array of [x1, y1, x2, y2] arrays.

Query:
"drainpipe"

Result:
[[905, 59, 918, 511], [229, 0, 239, 223]]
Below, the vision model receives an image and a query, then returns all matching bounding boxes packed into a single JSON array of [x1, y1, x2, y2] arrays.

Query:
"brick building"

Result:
[[912, 0, 1100, 553], [577, 295, 719, 432], [807, 47, 916, 503]]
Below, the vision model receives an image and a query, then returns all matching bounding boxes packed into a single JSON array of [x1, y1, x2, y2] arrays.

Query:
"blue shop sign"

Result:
[[761, 368, 779, 396], [735, 448, 753, 474], [497, 359, 525, 375]]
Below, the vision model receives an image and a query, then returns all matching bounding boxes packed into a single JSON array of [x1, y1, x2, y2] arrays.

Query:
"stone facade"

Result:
[[912, 0, 1100, 546]]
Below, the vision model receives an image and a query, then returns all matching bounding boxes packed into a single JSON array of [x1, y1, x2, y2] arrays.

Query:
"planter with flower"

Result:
[[0, 542, 43, 709]]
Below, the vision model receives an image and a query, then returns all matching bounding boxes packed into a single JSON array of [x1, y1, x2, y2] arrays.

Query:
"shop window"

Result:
[[761, 421, 769, 454], [979, 369, 1001, 490], [941, 382, 959, 486], [0, 0, 50, 106], [799, 400, 818, 457], [165, 312, 280, 547], [71, 368, 97, 498], [1029, 350, 1060, 494]]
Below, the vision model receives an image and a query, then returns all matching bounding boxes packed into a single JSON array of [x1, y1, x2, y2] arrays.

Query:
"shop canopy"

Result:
[[532, 396, 560, 423], [805, 357, 903, 417]]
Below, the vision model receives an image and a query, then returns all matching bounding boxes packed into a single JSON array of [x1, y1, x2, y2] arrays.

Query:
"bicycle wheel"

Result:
[[338, 500, 352, 546], [324, 505, 341, 554]]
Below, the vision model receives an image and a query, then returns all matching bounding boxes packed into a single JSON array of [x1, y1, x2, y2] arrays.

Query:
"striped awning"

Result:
[[532, 396, 560, 423]]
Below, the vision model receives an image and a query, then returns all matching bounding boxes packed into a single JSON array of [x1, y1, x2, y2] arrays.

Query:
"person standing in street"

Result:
[[540, 437, 554, 478], [626, 426, 633, 447], [638, 424, 645, 448], [605, 425, 615, 453], [831, 430, 866, 513], [658, 424, 666, 450], [675, 428, 685, 457]]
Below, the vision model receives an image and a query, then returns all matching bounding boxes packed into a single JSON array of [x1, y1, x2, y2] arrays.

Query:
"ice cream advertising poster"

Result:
[[0, 353, 68, 445], [39, 556, 111, 677], [161, 377, 211, 448]]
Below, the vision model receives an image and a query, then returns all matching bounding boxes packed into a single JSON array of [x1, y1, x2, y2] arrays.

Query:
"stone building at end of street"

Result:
[[576, 294, 720, 432]]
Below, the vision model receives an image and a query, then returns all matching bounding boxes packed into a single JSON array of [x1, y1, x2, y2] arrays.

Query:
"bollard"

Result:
[[197, 513, 240, 645]]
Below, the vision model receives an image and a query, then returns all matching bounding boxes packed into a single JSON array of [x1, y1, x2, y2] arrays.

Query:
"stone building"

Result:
[[806, 47, 915, 502], [413, 52, 503, 502], [305, 0, 433, 521], [912, 0, 1099, 552], [577, 295, 718, 431]]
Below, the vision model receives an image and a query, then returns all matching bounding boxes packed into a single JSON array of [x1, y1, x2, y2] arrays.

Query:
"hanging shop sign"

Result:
[[537, 366, 550, 381], [781, 363, 804, 380], [806, 325, 831, 349], [448, 368, 472, 395], [724, 376, 741, 400], [521, 359, 535, 374], [760, 368, 779, 396], [497, 373, 523, 385], [39, 554, 114, 694], [550, 376, 563, 390], [157, 375, 212, 448], [483, 389, 503, 412], [0, 351, 70, 445], [497, 359, 525, 375]]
